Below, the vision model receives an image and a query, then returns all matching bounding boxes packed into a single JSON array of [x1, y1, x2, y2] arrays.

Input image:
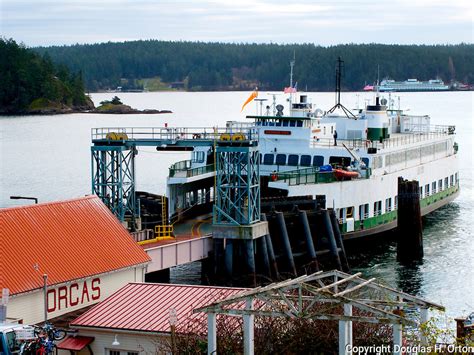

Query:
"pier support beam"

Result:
[[261, 213, 279, 280], [299, 210, 319, 272], [321, 210, 343, 271], [276, 212, 297, 277], [397, 177, 423, 263], [329, 209, 350, 272]]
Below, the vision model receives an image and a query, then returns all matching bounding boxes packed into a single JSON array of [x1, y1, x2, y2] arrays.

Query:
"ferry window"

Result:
[[359, 203, 369, 220], [450, 175, 454, 187], [329, 156, 351, 167], [300, 155, 311, 166], [323, 126, 326, 135], [394, 196, 398, 210], [283, 120, 289, 127], [313, 155, 324, 167], [361, 158, 369, 167], [373, 201, 382, 216], [192, 151, 205, 163], [425, 184, 430, 197], [432, 181, 436, 194], [346, 206, 354, 218], [296, 120, 303, 127], [263, 154, 274, 165], [455, 173, 458, 183], [331, 126, 334, 134], [420, 186, 423, 198], [276, 154, 286, 165], [259, 153, 262, 164], [445, 177, 449, 189], [290, 121, 296, 127], [438, 179, 443, 191], [385, 198, 392, 212], [288, 154, 299, 166]]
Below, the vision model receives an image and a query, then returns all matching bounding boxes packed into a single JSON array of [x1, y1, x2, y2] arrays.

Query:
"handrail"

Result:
[[91, 126, 259, 142], [169, 163, 215, 178], [274, 167, 372, 186]]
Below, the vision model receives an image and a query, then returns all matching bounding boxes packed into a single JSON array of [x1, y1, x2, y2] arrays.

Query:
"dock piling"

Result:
[[276, 211, 297, 277], [397, 177, 423, 263], [298, 210, 319, 272], [329, 209, 350, 272]]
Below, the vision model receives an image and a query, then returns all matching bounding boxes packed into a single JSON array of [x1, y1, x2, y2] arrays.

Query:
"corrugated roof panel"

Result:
[[71, 283, 246, 333], [1, 196, 150, 295]]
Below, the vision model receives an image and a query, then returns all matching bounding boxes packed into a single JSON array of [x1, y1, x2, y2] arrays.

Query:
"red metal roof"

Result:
[[0, 196, 150, 295], [56, 336, 94, 351], [71, 283, 246, 333]]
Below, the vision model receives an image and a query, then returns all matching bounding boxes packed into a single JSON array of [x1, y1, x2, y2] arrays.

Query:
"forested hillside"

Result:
[[34, 41, 474, 92], [0, 38, 91, 114]]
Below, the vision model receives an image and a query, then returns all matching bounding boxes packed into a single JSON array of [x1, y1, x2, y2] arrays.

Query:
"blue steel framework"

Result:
[[91, 145, 138, 226], [213, 145, 260, 225]]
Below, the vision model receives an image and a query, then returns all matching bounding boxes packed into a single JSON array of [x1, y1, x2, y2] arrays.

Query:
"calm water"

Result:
[[1, 91, 473, 318]]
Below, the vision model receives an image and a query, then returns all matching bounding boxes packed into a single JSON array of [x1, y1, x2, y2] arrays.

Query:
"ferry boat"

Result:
[[376, 78, 450, 92], [165, 91, 459, 240]]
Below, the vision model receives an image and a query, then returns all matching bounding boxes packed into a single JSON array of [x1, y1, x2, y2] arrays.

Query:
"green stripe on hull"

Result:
[[340, 184, 459, 234]]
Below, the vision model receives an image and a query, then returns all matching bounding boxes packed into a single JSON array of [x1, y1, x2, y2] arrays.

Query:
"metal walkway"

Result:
[[91, 125, 257, 148]]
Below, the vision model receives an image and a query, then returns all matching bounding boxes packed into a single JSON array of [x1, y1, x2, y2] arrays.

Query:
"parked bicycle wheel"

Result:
[[52, 329, 66, 340]]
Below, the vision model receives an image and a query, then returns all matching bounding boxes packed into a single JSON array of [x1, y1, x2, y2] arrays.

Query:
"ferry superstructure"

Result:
[[377, 78, 450, 92], [165, 93, 459, 239]]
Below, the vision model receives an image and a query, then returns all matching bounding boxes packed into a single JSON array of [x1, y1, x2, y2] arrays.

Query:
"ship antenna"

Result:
[[327, 57, 356, 118], [289, 51, 295, 109]]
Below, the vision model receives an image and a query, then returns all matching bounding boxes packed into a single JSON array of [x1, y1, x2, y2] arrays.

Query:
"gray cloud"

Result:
[[1, 0, 472, 46]]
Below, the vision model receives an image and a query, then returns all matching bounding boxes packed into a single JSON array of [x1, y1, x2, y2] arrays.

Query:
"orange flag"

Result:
[[241, 88, 258, 112]]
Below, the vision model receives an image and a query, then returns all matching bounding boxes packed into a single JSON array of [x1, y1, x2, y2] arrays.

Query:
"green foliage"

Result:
[[99, 96, 122, 106], [33, 40, 474, 92], [0, 38, 89, 113]]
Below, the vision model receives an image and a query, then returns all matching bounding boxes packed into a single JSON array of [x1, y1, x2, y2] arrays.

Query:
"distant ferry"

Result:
[[369, 78, 450, 92]]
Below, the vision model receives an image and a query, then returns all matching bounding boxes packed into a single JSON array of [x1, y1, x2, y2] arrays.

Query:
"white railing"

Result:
[[91, 126, 259, 141]]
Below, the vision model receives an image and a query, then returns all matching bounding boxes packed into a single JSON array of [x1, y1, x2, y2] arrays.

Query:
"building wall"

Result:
[[62, 329, 168, 355], [7, 266, 146, 325]]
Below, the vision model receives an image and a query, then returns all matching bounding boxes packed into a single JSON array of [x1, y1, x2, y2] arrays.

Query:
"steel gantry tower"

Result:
[[91, 145, 138, 227], [213, 143, 260, 225]]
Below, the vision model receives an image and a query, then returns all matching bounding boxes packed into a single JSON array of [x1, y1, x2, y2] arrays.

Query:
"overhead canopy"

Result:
[[56, 336, 94, 351]]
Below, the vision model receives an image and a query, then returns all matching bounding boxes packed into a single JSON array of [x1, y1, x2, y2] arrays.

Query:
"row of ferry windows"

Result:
[[256, 120, 304, 127], [340, 173, 458, 221], [261, 153, 369, 167], [420, 174, 457, 198]]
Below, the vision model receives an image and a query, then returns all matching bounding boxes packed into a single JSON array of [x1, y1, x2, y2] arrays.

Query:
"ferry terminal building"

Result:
[[0, 196, 151, 325]]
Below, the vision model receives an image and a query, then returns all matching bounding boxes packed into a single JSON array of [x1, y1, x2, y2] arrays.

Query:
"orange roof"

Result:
[[0, 196, 150, 295]]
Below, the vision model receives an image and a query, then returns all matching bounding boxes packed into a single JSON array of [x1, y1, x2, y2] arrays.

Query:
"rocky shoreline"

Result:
[[1, 102, 172, 116]]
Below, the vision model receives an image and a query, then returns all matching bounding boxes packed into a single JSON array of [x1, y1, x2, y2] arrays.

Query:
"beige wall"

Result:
[[59, 329, 168, 355], [7, 266, 146, 325]]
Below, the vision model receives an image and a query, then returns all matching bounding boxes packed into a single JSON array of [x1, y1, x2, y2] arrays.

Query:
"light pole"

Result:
[[10, 196, 38, 204]]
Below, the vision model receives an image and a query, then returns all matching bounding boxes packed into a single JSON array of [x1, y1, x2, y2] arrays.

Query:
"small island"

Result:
[[0, 38, 170, 115], [94, 96, 171, 114]]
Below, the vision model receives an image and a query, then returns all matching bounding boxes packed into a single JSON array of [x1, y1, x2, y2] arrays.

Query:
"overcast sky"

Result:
[[1, 0, 473, 47]]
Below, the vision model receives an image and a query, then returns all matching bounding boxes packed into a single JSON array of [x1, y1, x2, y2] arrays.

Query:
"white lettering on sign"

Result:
[[47, 278, 101, 313]]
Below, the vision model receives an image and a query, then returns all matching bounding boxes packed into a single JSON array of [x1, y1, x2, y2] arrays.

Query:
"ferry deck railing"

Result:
[[274, 166, 372, 186], [310, 124, 454, 150], [169, 160, 216, 178], [91, 126, 259, 142]]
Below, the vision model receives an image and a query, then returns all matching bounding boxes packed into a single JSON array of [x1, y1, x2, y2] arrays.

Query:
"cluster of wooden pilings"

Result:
[[206, 206, 350, 287]]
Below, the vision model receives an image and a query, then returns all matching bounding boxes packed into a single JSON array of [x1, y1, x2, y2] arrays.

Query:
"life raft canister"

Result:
[[232, 133, 245, 141], [220, 133, 231, 141]]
